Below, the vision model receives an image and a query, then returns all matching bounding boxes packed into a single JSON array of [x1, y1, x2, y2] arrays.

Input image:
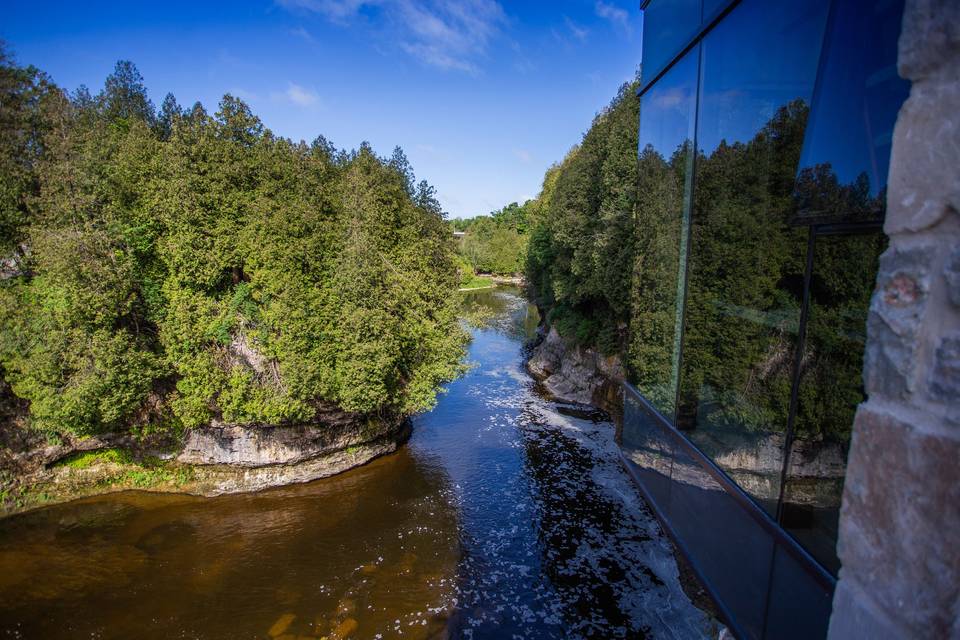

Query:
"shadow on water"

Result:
[[0, 285, 715, 639], [521, 410, 656, 638], [0, 450, 460, 639]]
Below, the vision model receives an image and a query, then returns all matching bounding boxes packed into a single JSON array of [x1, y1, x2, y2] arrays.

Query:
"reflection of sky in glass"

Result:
[[641, 0, 701, 81], [798, 0, 909, 197], [639, 47, 699, 158], [701, 0, 727, 20], [697, 0, 829, 155]]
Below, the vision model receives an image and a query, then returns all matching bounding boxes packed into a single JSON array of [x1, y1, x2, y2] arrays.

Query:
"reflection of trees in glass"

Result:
[[794, 232, 884, 443], [678, 100, 811, 437], [525, 77, 881, 454], [782, 232, 883, 575], [676, 100, 883, 445], [628, 139, 692, 414], [794, 164, 886, 225]]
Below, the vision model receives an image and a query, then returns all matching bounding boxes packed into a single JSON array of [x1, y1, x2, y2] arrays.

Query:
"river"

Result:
[[0, 287, 717, 639]]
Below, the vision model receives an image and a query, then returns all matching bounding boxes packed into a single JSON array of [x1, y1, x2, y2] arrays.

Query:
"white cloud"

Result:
[[290, 26, 316, 42], [564, 16, 589, 42], [277, 82, 321, 107], [595, 1, 632, 35], [278, 0, 368, 23], [509, 41, 536, 74], [651, 88, 686, 109], [513, 148, 532, 163], [277, 0, 507, 72]]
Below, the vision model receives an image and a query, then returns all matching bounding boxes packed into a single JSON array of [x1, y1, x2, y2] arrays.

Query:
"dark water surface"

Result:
[[0, 287, 715, 639]]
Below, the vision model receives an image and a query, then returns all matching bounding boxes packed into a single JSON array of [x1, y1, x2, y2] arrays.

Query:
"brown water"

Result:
[[0, 288, 716, 639]]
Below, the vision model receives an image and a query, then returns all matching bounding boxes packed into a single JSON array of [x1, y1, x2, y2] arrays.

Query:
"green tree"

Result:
[[100, 60, 155, 126], [155, 92, 182, 141], [0, 43, 52, 255], [0, 51, 467, 440]]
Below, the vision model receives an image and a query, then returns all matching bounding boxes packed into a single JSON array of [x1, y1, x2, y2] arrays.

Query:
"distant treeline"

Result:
[[451, 201, 530, 278], [0, 45, 467, 438]]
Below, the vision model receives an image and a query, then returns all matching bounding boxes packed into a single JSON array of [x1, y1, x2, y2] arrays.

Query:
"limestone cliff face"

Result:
[[178, 409, 394, 467], [527, 326, 625, 415], [178, 419, 411, 495], [174, 413, 409, 493], [0, 398, 409, 514]]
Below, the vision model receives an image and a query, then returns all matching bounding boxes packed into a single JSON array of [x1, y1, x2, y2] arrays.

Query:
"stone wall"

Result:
[[828, 1, 960, 637]]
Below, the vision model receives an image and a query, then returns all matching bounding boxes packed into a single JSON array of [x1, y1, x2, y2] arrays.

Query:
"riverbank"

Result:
[[458, 274, 526, 292], [0, 416, 411, 517], [0, 285, 523, 517], [526, 324, 625, 419]]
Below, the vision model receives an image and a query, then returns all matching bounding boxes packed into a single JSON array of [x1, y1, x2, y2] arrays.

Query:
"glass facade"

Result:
[[640, 0, 701, 82], [678, 0, 829, 516], [794, 0, 911, 224], [631, 48, 698, 417], [781, 231, 886, 574], [623, 0, 909, 637]]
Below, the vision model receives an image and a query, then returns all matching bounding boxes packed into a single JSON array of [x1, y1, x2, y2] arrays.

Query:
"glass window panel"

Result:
[[641, 0, 702, 82], [630, 47, 699, 418], [676, 0, 830, 516], [701, 0, 727, 21], [666, 444, 773, 639], [763, 544, 833, 639], [621, 385, 675, 511], [781, 231, 886, 575], [794, 0, 910, 224]]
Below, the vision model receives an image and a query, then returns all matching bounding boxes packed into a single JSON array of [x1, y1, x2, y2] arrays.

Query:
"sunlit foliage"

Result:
[[0, 47, 467, 436]]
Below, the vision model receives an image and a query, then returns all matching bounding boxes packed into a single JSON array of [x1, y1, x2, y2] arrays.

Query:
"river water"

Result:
[[0, 287, 716, 639]]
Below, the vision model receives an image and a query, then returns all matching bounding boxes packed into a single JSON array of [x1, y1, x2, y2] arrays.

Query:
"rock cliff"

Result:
[[527, 326, 625, 415], [0, 402, 410, 514], [175, 413, 410, 494]]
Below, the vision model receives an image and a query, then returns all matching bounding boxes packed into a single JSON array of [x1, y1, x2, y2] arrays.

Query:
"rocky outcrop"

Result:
[[186, 420, 410, 495], [178, 407, 394, 467], [527, 326, 625, 414], [0, 244, 29, 280], [0, 398, 410, 514], [0, 383, 157, 476], [176, 411, 409, 493]]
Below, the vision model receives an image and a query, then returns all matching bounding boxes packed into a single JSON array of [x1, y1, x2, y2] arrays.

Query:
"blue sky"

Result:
[[2, 1, 643, 218]]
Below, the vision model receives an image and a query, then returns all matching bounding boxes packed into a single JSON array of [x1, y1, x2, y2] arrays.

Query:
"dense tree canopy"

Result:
[[525, 81, 640, 353], [452, 201, 530, 277], [0, 48, 467, 437]]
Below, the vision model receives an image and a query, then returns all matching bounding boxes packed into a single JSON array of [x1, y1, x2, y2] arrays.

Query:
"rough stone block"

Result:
[[864, 245, 931, 398], [885, 76, 960, 234], [836, 405, 960, 637], [929, 333, 960, 423], [827, 578, 907, 640], [897, 0, 960, 82], [945, 246, 960, 308]]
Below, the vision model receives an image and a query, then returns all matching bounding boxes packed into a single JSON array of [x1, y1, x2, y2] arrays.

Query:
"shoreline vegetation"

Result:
[[0, 48, 469, 514], [457, 274, 525, 292], [451, 201, 529, 290]]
